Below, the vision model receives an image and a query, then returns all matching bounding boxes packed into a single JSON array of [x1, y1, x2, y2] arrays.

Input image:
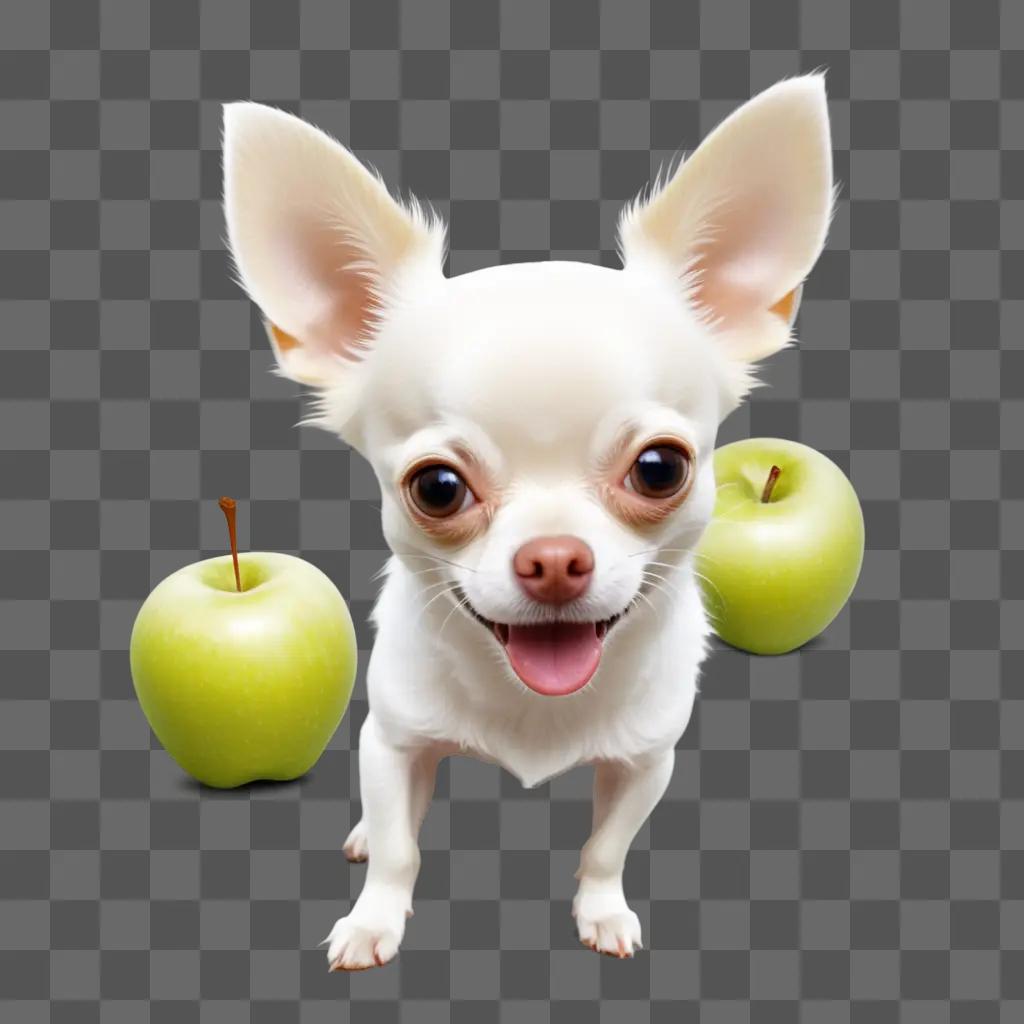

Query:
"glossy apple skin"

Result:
[[696, 438, 864, 656], [130, 552, 357, 788]]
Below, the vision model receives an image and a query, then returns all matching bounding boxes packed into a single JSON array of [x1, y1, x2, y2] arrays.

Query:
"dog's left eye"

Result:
[[409, 464, 475, 518], [625, 445, 691, 499]]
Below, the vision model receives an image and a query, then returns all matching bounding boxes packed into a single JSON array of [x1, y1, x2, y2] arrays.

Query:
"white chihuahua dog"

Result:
[[222, 76, 833, 969]]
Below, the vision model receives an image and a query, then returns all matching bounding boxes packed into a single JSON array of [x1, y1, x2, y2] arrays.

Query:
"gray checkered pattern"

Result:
[[1, 0, 1021, 1019]]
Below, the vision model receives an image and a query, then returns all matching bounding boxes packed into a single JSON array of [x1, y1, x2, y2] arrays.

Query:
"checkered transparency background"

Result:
[[2, 0, 1022, 1019]]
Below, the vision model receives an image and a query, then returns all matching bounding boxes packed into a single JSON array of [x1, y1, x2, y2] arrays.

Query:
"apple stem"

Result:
[[761, 465, 782, 503], [218, 496, 242, 592]]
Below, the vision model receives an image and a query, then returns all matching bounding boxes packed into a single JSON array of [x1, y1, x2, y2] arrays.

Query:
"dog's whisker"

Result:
[[372, 558, 460, 584], [417, 577, 461, 597], [642, 560, 686, 574], [640, 579, 681, 608], [420, 585, 459, 612], [624, 593, 641, 618], [369, 559, 394, 582], [629, 547, 692, 558], [691, 568, 727, 609], [640, 576, 679, 604], [410, 584, 462, 630], [640, 564, 681, 587], [393, 549, 478, 573], [692, 551, 729, 572], [634, 587, 662, 625], [438, 593, 472, 637], [639, 581, 674, 617], [409, 567, 455, 582], [640, 568, 681, 591]]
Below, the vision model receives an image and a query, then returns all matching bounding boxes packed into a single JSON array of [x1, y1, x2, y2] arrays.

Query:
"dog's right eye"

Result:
[[409, 464, 474, 518]]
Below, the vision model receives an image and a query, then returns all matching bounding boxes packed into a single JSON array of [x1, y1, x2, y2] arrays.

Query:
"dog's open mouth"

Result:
[[453, 587, 626, 697]]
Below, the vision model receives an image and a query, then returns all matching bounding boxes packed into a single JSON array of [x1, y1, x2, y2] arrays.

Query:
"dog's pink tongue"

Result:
[[504, 622, 602, 696]]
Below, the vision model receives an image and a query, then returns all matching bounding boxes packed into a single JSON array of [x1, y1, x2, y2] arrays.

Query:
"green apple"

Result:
[[696, 438, 864, 656], [129, 552, 357, 788]]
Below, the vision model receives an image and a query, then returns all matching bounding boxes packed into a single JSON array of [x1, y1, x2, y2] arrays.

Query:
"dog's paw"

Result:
[[324, 891, 408, 972], [343, 820, 368, 863], [573, 886, 643, 958], [325, 916, 400, 971]]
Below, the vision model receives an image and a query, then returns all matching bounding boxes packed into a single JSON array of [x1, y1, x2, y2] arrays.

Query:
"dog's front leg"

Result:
[[343, 746, 436, 863], [573, 750, 675, 957], [326, 713, 434, 971]]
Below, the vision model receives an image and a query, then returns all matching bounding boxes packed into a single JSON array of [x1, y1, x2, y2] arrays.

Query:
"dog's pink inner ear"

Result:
[[334, 259, 386, 356], [679, 186, 802, 331], [268, 228, 386, 364]]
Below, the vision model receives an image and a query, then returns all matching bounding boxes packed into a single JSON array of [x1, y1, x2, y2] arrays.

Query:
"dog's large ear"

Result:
[[617, 76, 833, 364], [223, 103, 446, 388]]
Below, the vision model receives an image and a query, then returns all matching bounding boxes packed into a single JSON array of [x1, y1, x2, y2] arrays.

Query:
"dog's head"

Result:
[[223, 77, 833, 696]]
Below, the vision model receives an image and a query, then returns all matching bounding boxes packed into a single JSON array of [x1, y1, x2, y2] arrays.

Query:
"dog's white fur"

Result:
[[223, 77, 833, 968]]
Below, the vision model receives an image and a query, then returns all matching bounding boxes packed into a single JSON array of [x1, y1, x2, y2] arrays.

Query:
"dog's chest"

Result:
[[443, 683, 696, 789]]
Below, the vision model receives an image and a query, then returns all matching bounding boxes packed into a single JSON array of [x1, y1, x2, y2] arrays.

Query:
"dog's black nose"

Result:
[[513, 536, 594, 604]]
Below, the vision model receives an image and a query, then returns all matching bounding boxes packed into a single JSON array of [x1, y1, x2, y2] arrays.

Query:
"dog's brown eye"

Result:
[[627, 445, 690, 499], [409, 464, 473, 518]]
